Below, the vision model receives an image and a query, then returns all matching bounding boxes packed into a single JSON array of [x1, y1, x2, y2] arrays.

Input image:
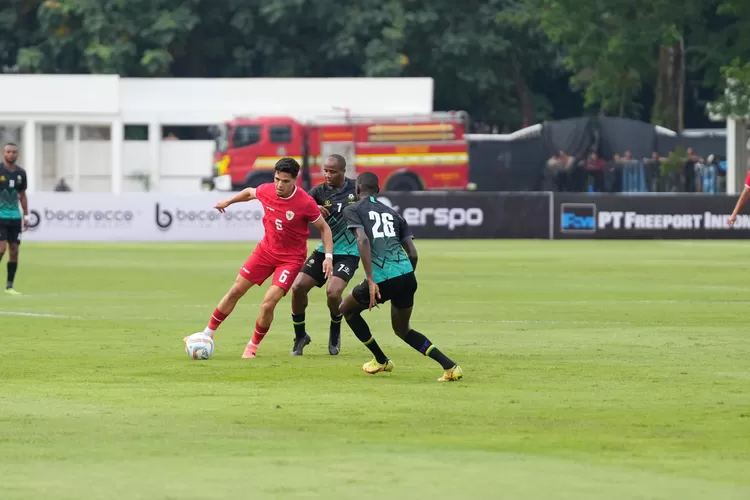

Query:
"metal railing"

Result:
[[611, 161, 723, 194]]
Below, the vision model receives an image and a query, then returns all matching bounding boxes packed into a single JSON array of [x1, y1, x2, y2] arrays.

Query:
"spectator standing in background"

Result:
[[585, 152, 606, 192], [643, 152, 663, 192], [684, 147, 700, 192], [545, 151, 572, 191]]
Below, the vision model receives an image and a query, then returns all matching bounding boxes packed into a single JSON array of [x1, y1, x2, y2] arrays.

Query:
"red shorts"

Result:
[[239, 248, 304, 294]]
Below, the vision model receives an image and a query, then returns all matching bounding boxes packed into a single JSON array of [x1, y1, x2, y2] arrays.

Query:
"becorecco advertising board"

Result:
[[555, 194, 750, 239], [22, 192, 265, 242]]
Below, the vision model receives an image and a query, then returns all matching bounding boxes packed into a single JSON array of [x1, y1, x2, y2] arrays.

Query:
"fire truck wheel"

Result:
[[385, 174, 422, 192]]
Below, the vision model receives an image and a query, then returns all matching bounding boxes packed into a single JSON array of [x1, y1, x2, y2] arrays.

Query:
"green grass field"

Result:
[[1, 240, 749, 499]]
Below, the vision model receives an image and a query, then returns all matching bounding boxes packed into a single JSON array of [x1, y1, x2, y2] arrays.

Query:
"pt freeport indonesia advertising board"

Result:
[[554, 194, 750, 239]]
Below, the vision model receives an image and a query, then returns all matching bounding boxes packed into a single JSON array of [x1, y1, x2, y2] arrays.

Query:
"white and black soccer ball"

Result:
[[185, 332, 215, 360]]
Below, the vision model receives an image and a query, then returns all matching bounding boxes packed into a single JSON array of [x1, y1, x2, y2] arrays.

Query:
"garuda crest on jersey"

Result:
[[286, 210, 294, 220]]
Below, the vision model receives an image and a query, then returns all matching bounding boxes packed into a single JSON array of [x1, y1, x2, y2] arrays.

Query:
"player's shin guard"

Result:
[[330, 312, 343, 337], [251, 321, 270, 346], [402, 329, 457, 370], [292, 313, 306, 340], [345, 313, 388, 364], [205, 308, 228, 334], [6, 261, 17, 289]]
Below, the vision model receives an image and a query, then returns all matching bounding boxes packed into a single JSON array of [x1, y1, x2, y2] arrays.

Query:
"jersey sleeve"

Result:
[[307, 185, 322, 204], [18, 169, 27, 192], [254, 183, 270, 203], [344, 205, 364, 230], [745, 170, 750, 188], [397, 214, 413, 242], [304, 196, 322, 224]]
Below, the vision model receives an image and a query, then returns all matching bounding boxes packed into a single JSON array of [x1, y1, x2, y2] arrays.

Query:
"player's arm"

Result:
[[310, 203, 333, 278], [345, 207, 380, 309], [214, 187, 256, 213], [308, 186, 329, 217], [729, 181, 750, 226], [18, 170, 29, 230], [353, 227, 374, 281], [19, 190, 29, 230], [344, 207, 374, 282], [402, 237, 418, 271], [311, 216, 334, 260], [352, 226, 381, 309], [398, 215, 417, 270]]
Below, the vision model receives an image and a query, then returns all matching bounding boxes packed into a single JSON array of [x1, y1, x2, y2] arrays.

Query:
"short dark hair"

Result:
[[275, 157, 300, 178], [356, 172, 380, 193], [4, 142, 18, 149], [328, 154, 346, 170]]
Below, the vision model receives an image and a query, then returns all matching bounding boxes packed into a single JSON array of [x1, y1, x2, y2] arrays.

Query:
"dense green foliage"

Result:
[[1, 0, 749, 129]]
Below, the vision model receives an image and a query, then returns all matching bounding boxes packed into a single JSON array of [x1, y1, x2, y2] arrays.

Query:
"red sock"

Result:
[[207, 308, 228, 331], [251, 321, 270, 346]]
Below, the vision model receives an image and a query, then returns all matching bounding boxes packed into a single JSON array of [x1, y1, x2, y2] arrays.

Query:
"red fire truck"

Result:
[[204, 111, 470, 192]]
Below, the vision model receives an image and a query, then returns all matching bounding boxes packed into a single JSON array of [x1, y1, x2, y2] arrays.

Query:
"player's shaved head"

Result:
[[327, 154, 346, 170], [322, 154, 347, 188], [355, 172, 379, 198], [3, 142, 18, 165]]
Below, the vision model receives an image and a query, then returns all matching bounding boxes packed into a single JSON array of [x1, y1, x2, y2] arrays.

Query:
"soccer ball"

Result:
[[185, 332, 215, 360]]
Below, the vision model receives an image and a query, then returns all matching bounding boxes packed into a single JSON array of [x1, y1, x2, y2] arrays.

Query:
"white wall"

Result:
[[0, 74, 119, 118], [40, 139, 214, 193], [119, 78, 434, 124]]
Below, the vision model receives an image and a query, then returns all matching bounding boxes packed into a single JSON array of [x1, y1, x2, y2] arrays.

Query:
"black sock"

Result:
[[7, 261, 17, 289], [402, 329, 456, 370], [292, 313, 306, 339], [329, 312, 343, 337], [345, 313, 388, 364]]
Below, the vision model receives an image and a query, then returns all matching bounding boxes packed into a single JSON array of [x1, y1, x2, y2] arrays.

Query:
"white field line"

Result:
[[0, 311, 83, 319]]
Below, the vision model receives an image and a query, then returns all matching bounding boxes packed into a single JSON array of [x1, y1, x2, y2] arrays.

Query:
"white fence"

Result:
[[38, 136, 214, 193], [23, 192, 265, 242]]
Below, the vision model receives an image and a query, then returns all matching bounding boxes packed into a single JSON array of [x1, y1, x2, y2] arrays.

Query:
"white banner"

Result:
[[22, 192, 266, 242]]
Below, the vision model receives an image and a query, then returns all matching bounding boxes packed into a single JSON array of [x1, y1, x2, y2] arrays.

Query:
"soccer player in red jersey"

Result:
[[193, 158, 334, 358], [728, 170, 750, 227]]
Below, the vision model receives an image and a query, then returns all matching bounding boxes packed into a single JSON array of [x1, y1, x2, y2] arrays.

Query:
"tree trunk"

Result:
[[510, 53, 535, 127], [678, 36, 685, 133], [652, 36, 685, 132]]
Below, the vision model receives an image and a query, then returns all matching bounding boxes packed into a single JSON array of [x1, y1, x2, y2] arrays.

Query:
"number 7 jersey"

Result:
[[343, 195, 414, 283]]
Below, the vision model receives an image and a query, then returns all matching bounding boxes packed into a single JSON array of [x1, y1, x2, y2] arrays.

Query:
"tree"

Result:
[[17, 0, 199, 75], [528, 0, 707, 130], [0, 0, 41, 73], [707, 59, 750, 120]]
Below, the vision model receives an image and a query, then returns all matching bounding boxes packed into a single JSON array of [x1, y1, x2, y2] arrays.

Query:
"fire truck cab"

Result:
[[205, 111, 470, 192]]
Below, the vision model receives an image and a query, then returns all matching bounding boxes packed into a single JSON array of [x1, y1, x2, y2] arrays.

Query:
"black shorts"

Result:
[[0, 219, 21, 244], [352, 272, 418, 309], [301, 251, 359, 287]]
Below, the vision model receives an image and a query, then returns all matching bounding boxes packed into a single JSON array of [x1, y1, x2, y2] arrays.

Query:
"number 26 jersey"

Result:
[[343, 196, 414, 283]]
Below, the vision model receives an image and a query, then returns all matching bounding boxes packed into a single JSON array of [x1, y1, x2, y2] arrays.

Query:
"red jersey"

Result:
[[745, 170, 750, 188], [254, 183, 321, 261]]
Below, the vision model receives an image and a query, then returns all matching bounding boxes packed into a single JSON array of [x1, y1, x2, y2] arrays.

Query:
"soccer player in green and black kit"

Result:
[[290, 154, 359, 356], [339, 172, 463, 382], [0, 143, 29, 295]]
